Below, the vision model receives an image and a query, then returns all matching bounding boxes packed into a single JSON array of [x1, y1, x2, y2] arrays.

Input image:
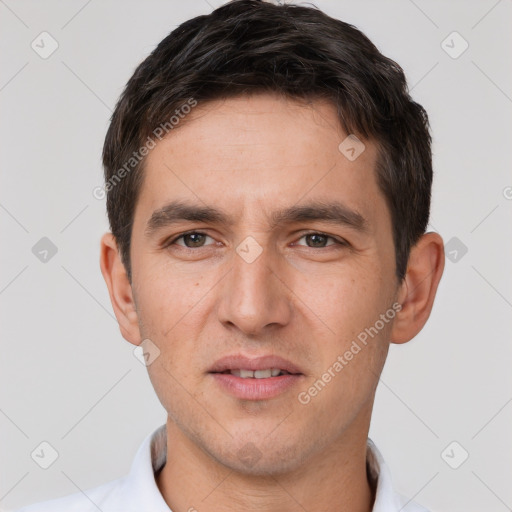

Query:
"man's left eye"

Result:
[[295, 233, 344, 248]]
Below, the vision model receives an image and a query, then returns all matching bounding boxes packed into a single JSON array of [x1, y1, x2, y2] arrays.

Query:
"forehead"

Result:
[[135, 93, 385, 229]]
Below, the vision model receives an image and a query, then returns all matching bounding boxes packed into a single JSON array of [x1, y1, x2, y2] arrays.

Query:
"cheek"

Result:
[[295, 262, 394, 388], [135, 261, 206, 330], [294, 263, 387, 336], [134, 267, 214, 375]]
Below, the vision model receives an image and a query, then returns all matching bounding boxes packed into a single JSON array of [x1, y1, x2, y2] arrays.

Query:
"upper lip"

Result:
[[209, 354, 303, 375]]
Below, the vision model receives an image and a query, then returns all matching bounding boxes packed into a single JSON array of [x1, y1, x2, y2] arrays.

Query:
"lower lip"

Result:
[[210, 373, 303, 400]]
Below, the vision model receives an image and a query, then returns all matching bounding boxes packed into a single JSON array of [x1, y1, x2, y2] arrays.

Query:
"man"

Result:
[[17, 0, 444, 510]]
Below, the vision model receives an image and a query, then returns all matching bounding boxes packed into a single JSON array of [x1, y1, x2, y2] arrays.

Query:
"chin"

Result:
[[210, 435, 314, 477]]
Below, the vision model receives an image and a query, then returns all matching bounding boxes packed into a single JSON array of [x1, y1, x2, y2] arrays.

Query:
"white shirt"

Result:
[[16, 424, 429, 512]]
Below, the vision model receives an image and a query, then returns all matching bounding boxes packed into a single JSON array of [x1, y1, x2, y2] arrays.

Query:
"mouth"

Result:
[[209, 354, 304, 400]]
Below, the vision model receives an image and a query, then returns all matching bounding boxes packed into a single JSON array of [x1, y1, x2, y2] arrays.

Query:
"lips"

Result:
[[209, 354, 304, 400], [209, 354, 304, 376]]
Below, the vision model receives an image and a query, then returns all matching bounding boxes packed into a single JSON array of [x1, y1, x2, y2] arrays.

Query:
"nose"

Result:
[[217, 239, 292, 337]]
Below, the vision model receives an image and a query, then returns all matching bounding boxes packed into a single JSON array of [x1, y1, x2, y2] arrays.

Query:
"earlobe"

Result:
[[99, 232, 142, 345], [390, 232, 445, 344]]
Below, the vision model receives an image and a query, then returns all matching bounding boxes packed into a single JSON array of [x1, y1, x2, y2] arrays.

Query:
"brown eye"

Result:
[[296, 233, 342, 248], [169, 232, 214, 248]]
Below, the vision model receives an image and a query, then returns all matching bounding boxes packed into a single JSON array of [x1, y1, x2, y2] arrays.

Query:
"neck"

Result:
[[156, 412, 375, 512]]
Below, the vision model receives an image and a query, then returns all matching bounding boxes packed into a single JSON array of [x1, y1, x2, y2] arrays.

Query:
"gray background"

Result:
[[1, 1, 511, 511]]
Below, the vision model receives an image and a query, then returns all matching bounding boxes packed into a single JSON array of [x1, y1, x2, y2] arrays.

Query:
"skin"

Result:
[[100, 93, 445, 512]]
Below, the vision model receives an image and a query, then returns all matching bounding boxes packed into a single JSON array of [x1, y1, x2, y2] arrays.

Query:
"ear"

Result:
[[390, 232, 445, 344], [99, 232, 141, 346]]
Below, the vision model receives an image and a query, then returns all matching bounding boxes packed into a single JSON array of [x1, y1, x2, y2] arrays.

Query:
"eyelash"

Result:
[[163, 231, 348, 250]]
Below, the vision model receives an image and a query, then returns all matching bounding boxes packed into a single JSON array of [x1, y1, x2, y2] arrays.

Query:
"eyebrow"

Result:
[[144, 199, 368, 237]]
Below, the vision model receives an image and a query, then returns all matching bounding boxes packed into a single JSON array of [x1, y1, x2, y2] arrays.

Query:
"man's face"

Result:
[[129, 93, 400, 475]]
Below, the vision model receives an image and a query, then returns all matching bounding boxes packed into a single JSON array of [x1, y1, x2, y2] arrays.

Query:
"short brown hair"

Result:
[[103, 0, 432, 283]]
